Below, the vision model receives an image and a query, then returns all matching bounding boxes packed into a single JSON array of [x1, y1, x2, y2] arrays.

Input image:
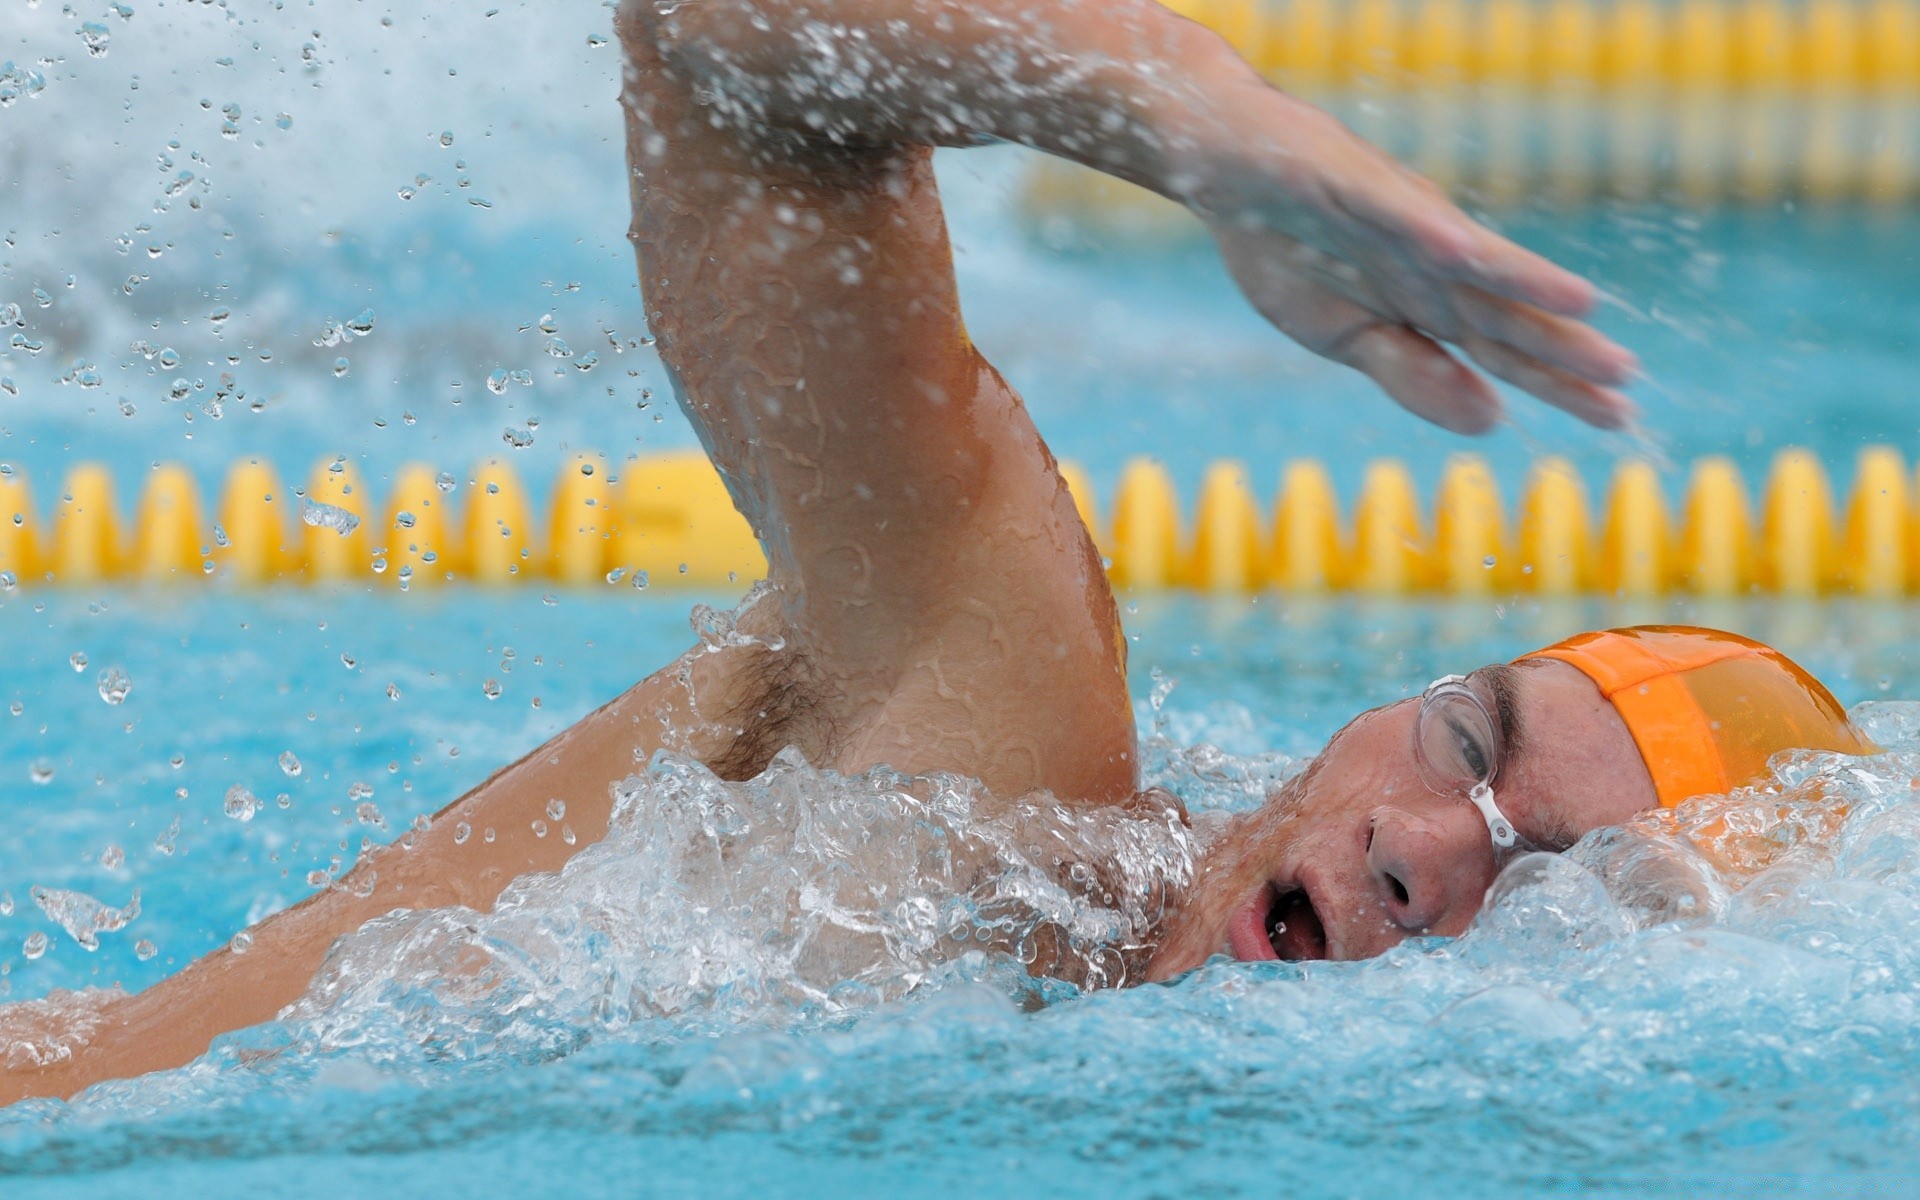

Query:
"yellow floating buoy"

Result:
[[1350, 459, 1425, 594], [132, 464, 206, 581], [464, 459, 535, 583], [1270, 459, 1343, 591], [0, 447, 1913, 597], [548, 453, 613, 585], [1518, 457, 1593, 595], [609, 450, 762, 586], [1842, 447, 1906, 597], [1111, 457, 1182, 590], [1431, 455, 1507, 593], [1187, 460, 1262, 591], [215, 459, 295, 584], [302, 457, 370, 583], [0, 468, 41, 583], [1759, 448, 1837, 596], [53, 464, 122, 585], [1680, 456, 1755, 596], [382, 463, 457, 588], [1598, 459, 1669, 597]]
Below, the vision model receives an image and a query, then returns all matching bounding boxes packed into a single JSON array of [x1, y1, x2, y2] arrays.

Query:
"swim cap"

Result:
[[1519, 626, 1872, 807]]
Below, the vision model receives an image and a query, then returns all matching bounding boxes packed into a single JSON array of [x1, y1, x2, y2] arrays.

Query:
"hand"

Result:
[[1184, 93, 1639, 434]]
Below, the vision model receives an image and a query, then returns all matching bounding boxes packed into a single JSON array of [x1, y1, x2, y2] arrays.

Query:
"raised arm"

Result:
[[634, 0, 1638, 431]]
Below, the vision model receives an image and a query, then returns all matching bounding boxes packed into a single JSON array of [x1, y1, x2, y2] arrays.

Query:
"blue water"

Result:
[[5, 591, 1920, 1197], [8, 2, 1920, 1196]]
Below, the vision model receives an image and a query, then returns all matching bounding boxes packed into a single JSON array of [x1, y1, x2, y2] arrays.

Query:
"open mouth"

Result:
[[1226, 883, 1329, 963]]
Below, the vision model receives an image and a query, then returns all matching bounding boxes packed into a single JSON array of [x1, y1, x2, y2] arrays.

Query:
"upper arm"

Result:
[[619, 10, 1135, 804]]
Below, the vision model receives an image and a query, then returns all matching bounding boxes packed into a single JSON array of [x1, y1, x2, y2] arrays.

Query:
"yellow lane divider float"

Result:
[[0, 448, 1917, 596], [1021, 0, 1920, 209]]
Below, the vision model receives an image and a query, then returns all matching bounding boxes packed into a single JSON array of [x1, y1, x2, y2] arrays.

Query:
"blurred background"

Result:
[[0, 0, 1914, 514]]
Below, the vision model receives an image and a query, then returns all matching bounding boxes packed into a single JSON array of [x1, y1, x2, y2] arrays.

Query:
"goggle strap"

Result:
[[1468, 782, 1517, 849]]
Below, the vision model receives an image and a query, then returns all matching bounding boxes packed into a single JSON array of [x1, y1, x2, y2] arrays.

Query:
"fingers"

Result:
[[1326, 155, 1601, 319], [1331, 321, 1503, 435], [1457, 333, 1637, 430], [1450, 284, 1639, 387], [1435, 222, 1600, 319]]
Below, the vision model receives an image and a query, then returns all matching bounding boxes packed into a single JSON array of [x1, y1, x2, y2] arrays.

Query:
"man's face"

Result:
[[1145, 659, 1658, 978]]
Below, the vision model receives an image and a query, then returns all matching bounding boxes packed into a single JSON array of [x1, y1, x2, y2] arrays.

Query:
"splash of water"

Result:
[[278, 747, 1193, 1068]]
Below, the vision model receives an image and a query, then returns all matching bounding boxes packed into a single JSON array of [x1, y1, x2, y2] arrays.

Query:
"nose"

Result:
[[1365, 805, 1497, 934]]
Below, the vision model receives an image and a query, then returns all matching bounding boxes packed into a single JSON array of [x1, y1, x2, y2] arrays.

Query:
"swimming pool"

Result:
[[6, 590, 1920, 1197], [8, 1, 1920, 1196]]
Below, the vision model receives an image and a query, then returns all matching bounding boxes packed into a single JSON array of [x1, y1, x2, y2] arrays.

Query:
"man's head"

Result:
[[1145, 626, 1870, 979]]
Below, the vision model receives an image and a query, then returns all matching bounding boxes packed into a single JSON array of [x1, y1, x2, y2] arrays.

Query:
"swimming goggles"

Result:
[[1412, 674, 1519, 850]]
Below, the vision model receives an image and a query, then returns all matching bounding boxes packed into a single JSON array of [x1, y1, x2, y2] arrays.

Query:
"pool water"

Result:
[[9, 2, 1920, 1196], [7, 590, 1920, 1197]]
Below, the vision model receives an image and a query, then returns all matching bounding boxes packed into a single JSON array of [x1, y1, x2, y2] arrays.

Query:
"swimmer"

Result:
[[0, 0, 1862, 1104]]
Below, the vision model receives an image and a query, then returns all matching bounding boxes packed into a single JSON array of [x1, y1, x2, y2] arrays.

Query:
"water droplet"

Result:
[[153, 814, 179, 856], [278, 750, 302, 777], [77, 20, 111, 56], [23, 931, 48, 960], [0, 571, 18, 593], [354, 799, 384, 826], [208, 305, 230, 325], [544, 336, 573, 360], [502, 425, 535, 449], [1482, 555, 1497, 569], [485, 368, 509, 394], [100, 844, 124, 870], [439, 130, 455, 147], [385, 682, 401, 701], [275, 112, 292, 130], [546, 798, 566, 821], [97, 665, 131, 705], [230, 931, 253, 954], [135, 938, 157, 961], [435, 472, 457, 494], [453, 821, 471, 845], [224, 784, 260, 821], [0, 893, 11, 917], [69, 651, 88, 672], [300, 500, 360, 536], [332, 357, 350, 378], [346, 309, 375, 336], [482, 678, 502, 700], [31, 758, 57, 783]]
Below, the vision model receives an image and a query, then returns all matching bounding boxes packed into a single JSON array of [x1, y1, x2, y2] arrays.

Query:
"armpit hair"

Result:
[[707, 647, 838, 782]]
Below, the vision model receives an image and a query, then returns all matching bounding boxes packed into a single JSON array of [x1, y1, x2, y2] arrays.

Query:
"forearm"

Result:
[[631, 0, 1281, 201], [1, 638, 774, 1103]]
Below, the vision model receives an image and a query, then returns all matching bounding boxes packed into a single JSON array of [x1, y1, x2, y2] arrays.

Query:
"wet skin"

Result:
[[1146, 658, 1659, 978]]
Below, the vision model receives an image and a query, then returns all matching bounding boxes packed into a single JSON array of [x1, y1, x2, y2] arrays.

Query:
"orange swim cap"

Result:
[[1520, 626, 1872, 808]]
